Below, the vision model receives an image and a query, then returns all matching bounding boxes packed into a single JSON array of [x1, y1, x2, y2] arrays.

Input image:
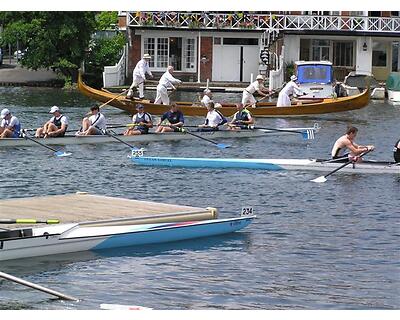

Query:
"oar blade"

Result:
[[301, 129, 315, 140], [216, 143, 231, 149], [54, 150, 72, 157], [310, 175, 327, 183]]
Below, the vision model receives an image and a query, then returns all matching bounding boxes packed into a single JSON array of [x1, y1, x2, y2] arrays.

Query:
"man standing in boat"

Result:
[[35, 106, 69, 138], [242, 75, 270, 108], [127, 53, 153, 100], [124, 104, 153, 135], [277, 75, 306, 107], [76, 105, 107, 136], [155, 103, 185, 133], [0, 108, 21, 139], [198, 101, 227, 132], [331, 126, 374, 161], [200, 88, 213, 107], [154, 66, 182, 105], [227, 103, 254, 130]]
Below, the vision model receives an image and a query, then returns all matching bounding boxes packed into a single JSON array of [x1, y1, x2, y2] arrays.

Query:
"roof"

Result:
[[295, 61, 332, 66]]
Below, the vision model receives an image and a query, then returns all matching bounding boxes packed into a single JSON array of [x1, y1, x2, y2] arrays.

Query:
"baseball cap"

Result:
[[256, 75, 264, 80], [49, 106, 60, 113], [136, 104, 144, 110], [1, 108, 10, 119], [291, 75, 298, 81]]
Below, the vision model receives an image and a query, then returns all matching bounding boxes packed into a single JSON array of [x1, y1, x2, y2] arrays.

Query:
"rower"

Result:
[[35, 106, 69, 138], [277, 75, 306, 107], [155, 103, 184, 133], [0, 108, 21, 139], [242, 75, 270, 108], [227, 103, 254, 131], [393, 139, 400, 163], [331, 126, 374, 162], [198, 101, 227, 132], [154, 66, 182, 105], [124, 104, 153, 136], [200, 88, 213, 107], [76, 105, 107, 136]]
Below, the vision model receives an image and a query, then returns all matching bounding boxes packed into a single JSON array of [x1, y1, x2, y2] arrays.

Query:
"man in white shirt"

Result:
[[0, 108, 21, 138], [198, 101, 227, 132], [277, 75, 305, 107], [242, 75, 270, 107], [35, 106, 69, 138], [77, 105, 107, 136], [200, 88, 213, 107], [127, 53, 153, 100], [154, 66, 182, 105]]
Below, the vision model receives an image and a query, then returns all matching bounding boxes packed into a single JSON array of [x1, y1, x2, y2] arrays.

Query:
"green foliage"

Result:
[[285, 62, 295, 82], [96, 12, 118, 30], [0, 12, 97, 78], [85, 33, 125, 79]]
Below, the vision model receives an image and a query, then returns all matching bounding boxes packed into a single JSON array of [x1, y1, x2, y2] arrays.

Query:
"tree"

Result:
[[0, 12, 97, 78]]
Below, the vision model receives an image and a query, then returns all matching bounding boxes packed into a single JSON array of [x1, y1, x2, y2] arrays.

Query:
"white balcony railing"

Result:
[[126, 12, 400, 33]]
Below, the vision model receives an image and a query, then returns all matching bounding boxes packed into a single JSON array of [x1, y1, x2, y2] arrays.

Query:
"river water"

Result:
[[0, 87, 399, 310]]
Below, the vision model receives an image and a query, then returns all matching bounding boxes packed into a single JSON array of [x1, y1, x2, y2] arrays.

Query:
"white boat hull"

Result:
[[0, 126, 318, 148], [0, 217, 254, 261]]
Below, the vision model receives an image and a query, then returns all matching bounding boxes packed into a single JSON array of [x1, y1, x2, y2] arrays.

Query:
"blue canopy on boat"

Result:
[[297, 64, 333, 84]]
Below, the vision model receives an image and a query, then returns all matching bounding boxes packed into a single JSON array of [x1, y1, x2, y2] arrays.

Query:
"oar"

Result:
[[104, 130, 143, 152], [85, 89, 129, 116], [175, 126, 230, 149], [311, 149, 373, 183], [0, 270, 78, 301], [22, 132, 71, 157], [249, 125, 316, 140], [0, 219, 59, 224]]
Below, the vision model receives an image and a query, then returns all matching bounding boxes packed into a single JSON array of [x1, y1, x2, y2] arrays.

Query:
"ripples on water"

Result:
[[0, 87, 399, 310]]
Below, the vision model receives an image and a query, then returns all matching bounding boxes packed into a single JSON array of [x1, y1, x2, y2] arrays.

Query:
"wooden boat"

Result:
[[0, 216, 254, 261], [0, 125, 318, 148], [130, 156, 399, 174], [78, 72, 370, 117]]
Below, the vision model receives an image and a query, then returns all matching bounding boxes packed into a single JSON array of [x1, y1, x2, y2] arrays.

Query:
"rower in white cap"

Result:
[[0, 108, 21, 139], [35, 106, 69, 138], [127, 53, 153, 100]]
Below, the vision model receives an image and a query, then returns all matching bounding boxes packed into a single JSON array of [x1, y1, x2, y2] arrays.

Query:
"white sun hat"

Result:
[[143, 53, 151, 59], [256, 75, 264, 80], [49, 106, 60, 113], [1, 108, 10, 119], [291, 75, 298, 81]]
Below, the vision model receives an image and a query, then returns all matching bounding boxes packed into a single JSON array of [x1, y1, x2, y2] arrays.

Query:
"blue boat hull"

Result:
[[131, 156, 284, 170]]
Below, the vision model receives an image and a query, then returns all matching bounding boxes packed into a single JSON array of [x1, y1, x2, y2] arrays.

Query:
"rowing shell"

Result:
[[130, 157, 399, 174], [0, 126, 318, 148], [0, 216, 254, 261]]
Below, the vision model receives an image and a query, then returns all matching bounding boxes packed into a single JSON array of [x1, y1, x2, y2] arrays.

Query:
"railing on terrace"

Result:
[[126, 12, 400, 33]]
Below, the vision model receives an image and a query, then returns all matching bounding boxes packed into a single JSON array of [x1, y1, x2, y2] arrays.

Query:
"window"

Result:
[[157, 38, 169, 69], [223, 38, 258, 45], [312, 39, 330, 61], [143, 36, 197, 72], [333, 41, 354, 67], [372, 42, 387, 67], [184, 38, 196, 70]]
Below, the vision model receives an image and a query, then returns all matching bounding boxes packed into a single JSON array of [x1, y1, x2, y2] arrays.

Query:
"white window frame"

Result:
[[142, 36, 197, 72]]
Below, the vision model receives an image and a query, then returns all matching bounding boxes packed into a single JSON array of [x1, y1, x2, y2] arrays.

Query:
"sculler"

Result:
[[198, 101, 227, 132], [394, 139, 400, 163], [124, 104, 153, 136], [0, 108, 21, 139], [76, 105, 107, 136], [155, 103, 184, 133], [35, 106, 68, 138], [227, 103, 254, 130], [331, 126, 374, 161]]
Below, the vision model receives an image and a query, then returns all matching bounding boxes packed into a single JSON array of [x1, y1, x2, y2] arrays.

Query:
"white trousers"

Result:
[[130, 76, 145, 98], [241, 90, 256, 105], [277, 92, 291, 107], [154, 85, 169, 105]]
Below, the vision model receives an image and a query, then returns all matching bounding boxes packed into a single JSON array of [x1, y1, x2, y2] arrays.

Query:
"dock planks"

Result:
[[0, 193, 217, 228]]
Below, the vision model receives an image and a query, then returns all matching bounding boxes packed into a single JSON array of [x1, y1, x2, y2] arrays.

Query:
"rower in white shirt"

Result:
[[76, 105, 107, 136], [154, 66, 182, 105], [127, 53, 153, 100], [198, 101, 227, 132], [242, 75, 270, 107]]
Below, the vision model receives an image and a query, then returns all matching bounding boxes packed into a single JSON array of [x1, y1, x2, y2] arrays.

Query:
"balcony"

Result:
[[126, 12, 400, 33]]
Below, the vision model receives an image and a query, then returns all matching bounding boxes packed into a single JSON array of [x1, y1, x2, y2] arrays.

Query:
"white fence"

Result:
[[268, 46, 285, 91], [103, 44, 128, 88]]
